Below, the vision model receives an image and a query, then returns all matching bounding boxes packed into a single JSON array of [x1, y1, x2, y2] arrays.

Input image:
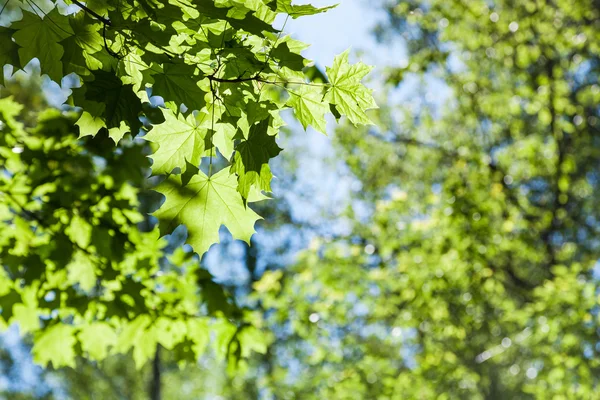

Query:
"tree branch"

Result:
[[208, 74, 261, 83], [71, 0, 112, 26]]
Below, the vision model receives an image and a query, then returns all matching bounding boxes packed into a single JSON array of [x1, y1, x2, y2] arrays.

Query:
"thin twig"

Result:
[[262, 15, 289, 74], [25, 0, 73, 37], [71, 0, 112, 25], [208, 75, 259, 83], [209, 80, 216, 177], [0, 0, 10, 17], [103, 22, 121, 59]]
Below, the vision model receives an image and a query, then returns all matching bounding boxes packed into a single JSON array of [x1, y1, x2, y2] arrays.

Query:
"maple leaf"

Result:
[[75, 70, 144, 142], [67, 251, 97, 292], [268, 0, 338, 18], [271, 41, 307, 70], [78, 322, 117, 361], [32, 325, 77, 368], [0, 28, 19, 86], [287, 84, 329, 134], [76, 111, 105, 138], [230, 118, 282, 200], [144, 108, 208, 175], [113, 315, 156, 369], [60, 13, 104, 77], [153, 168, 263, 256], [187, 318, 210, 358], [324, 49, 377, 125], [151, 62, 208, 113], [11, 9, 73, 82]]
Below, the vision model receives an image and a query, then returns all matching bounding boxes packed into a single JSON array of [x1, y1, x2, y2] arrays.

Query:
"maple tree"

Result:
[[0, 0, 376, 369]]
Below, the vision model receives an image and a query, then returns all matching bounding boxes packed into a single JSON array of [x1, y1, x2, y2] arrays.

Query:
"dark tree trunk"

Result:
[[149, 345, 161, 400]]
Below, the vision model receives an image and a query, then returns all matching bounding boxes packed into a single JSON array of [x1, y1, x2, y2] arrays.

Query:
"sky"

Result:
[[281, 0, 409, 76], [282, 0, 382, 63]]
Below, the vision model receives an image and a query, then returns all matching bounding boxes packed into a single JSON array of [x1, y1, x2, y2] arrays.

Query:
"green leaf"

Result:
[[230, 118, 282, 200], [11, 303, 39, 333], [113, 315, 151, 353], [11, 9, 73, 82], [67, 251, 97, 292], [32, 325, 77, 368], [0, 290, 20, 323], [0, 28, 19, 86], [151, 63, 208, 113], [324, 49, 377, 125], [113, 315, 157, 368], [287, 84, 328, 134], [155, 317, 187, 350], [144, 108, 207, 175], [76, 111, 106, 138], [238, 326, 269, 357], [187, 318, 210, 358], [60, 13, 104, 77], [212, 121, 238, 159], [271, 41, 306, 70], [78, 322, 117, 361], [153, 168, 263, 256], [66, 214, 92, 249], [268, 0, 338, 18], [77, 70, 143, 142], [212, 319, 237, 360]]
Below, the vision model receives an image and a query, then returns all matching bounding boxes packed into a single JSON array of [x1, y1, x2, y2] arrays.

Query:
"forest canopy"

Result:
[[2, 0, 600, 399], [0, 0, 376, 370]]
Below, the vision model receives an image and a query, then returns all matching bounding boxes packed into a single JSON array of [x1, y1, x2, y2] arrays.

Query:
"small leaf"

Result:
[[76, 111, 106, 138], [230, 118, 282, 200], [0, 27, 19, 86], [187, 318, 210, 359], [324, 49, 377, 125], [155, 317, 187, 350], [67, 251, 97, 292], [238, 326, 269, 357], [78, 322, 117, 361], [271, 42, 306, 70], [32, 325, 77, 368], [66, 215, 92, 249], [269, 0, 338, 18]]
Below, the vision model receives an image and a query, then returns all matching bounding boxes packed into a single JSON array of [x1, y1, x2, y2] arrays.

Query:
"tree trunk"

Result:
[[149, 345, 161, 400]]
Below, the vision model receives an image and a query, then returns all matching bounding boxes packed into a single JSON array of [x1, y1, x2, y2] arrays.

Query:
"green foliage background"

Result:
[[2, 0, 600, 399]]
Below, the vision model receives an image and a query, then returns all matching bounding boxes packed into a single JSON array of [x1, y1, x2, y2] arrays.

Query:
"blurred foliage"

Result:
[[248, 0, 600, 399], [0, 72, 270, 377], [4, 0, 600, 399]]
